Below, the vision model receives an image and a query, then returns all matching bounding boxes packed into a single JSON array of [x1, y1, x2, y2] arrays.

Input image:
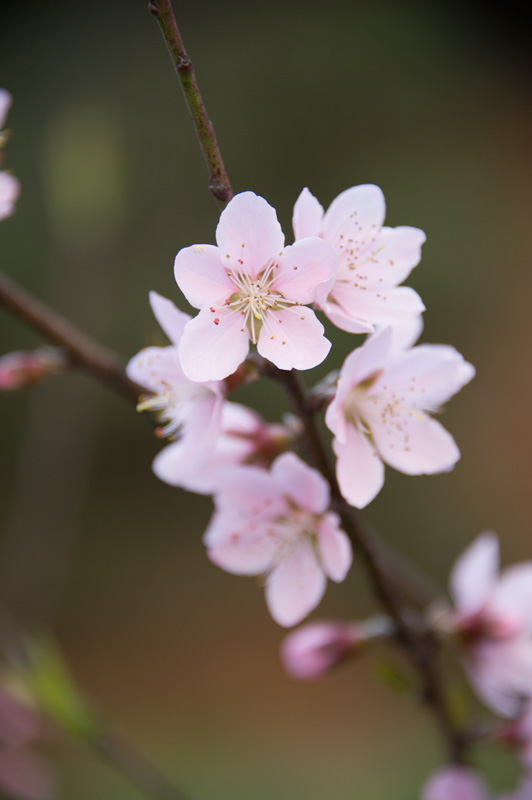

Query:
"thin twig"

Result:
[[148, 0, 233, 208], [0, 271, 144, 403]]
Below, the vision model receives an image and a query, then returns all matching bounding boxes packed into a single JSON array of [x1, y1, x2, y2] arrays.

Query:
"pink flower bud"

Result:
[[280, 621, 363, 680], [0, 348, 66, 391]]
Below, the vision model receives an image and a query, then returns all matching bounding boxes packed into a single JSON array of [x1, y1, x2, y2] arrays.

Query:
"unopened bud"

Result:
[[280, 616, 393, 681], [0, 348, 67, 391]]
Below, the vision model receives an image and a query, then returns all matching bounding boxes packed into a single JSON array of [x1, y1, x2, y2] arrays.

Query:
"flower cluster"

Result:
[[130, 185, 474, 630]]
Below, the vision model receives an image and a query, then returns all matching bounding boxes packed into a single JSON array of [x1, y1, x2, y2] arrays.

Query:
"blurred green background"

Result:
[[1, 0, 531, 797]]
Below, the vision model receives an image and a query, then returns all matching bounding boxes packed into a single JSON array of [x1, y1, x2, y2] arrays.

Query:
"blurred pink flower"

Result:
[[127, 291, 225, 482], [204, 452, 352, 627], [0, 89, 20, 221], [281, 620, 362, 679], [0, 687, 53, 800], [421, 765, 490, 800], [449, 533, 532, 717], [292, 185, 425, 334], [0, 349, 66, 391], [174, 191, 338, 381], [325, 326, 475, 508], [153, 400, 298, 494]]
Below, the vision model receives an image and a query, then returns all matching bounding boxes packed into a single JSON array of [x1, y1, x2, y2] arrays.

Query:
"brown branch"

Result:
[[148, 0, 233, 208], [0, 271, 144, 403]]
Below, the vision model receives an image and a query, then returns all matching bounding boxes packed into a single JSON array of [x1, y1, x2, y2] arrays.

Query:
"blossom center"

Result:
[[225, 263, 295, 343]]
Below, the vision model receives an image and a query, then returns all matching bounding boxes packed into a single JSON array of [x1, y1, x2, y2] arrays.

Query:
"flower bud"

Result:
[[280, 620, 364, 680], [0, 348, 67, 391]]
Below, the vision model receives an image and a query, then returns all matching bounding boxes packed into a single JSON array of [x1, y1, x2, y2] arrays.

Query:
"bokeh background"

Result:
[[1, 0, 531, 797]]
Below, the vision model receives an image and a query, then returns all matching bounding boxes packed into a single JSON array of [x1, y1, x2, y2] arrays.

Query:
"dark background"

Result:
[[1, 1, 531, 797]]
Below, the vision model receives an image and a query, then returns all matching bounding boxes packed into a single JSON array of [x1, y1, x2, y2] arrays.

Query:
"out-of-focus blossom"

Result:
[[281, 615, 393, 680], [174, 191, 338, 382], [0, 686, 53, 800], [421, 765, 490, 800], [127, 291, 225, 481], [448, 533, 532, 717], [204, 452, 352, 627], [281, 620, 362, 679], [325, 326, 475, 508], [0, 89, 20, 220], [292, 185, 425, 334], [0, 348, 67, 391], [153, 401, 300, 494]]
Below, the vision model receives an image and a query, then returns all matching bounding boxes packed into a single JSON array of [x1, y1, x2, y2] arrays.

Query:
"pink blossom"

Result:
[[449, 533, 532, 717], [0, 687, 53, 800], [204, 452, 353, 627], [292, 185, 425, 334], [281, 620, 362, 679], [0, 89, 20, 221], [127, 291, 225, 481], [421, 766, 491, 800], [154, 400, 298, 494], [174, 191, 338, 382], [325, 326, 475, 508]]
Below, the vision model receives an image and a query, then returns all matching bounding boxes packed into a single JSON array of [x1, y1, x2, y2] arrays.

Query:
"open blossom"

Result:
[[174, 191, 338, 382], [0, 89, 20, 220], [204, 452, 353, 627], [292, 185, 425, 333], [126, 291, 225, 481], [153, 400, 299, 494], [325, 326, 475, 508], [448, 533, 532, 717]]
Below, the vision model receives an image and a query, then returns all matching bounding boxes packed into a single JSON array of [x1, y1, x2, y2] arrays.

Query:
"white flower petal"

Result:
[[292, 187, 324, 239], [256, 307, 330, 371], [333, 424, 385, 509], [270, 452, 330, 514], [149, 291, 190, 346], [449, 533, 500, 614], [178, 306, 250, 382]]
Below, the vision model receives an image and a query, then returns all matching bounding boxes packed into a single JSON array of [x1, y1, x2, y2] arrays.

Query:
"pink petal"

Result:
[[174, 243, 234, 308], [149, 291, 190, 346], [178, 306, 250, 382], [331, 328, 393, 418], [374, 344, 475, 409], [206, 464, 288, 519], [370, 409, 460, 475], [215, 191, 284, 279], [206, 515, 281, 576], [256, 307, 330, 371], [319, 300, 374, 334], [280, 620, 361, 680], [0, 751, 53, 800], [329, 283, 425, 328], [126, 346, 185, 391], [349, 225, 426, 288], [265, 540, 327, 627], [0, 172, 20, 220], [493, 563, 532, 634], [270, 452, 330, 514], [333, 424, 385, 509], [465, 639, 532, 717], [272, 238, 338, 304], [292, 187, 324, 239], [421, 766, 491, 800], [322, 185, 386, 241], [317, 512, 352, 581], [450, 533, 500, 615], [387, 316, 424, 354], [0, 89, 12, 129]]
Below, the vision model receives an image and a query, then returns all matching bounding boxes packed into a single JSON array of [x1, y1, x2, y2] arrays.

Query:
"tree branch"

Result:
[[148, 0, 233, 208], [0, 271, 143, 403]]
